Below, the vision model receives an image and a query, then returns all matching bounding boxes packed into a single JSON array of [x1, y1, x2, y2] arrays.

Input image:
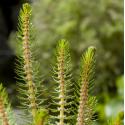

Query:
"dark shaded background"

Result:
[[0, 0, 19, 83], [0, 0, 29, 85]]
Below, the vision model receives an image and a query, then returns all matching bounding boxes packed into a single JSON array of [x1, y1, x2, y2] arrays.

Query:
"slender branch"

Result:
[[21, 3, 37, 118], [58, 43, 65, 125], [76, 64, 89, 125], [76, 47, 96, 125]]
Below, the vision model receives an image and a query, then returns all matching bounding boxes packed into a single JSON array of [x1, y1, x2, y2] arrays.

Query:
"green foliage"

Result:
[[0, 84, 16, 125], [31, 0, 123, 83], [116, 75, 124, 99], [48, 40, 97, 125], [16, 3, 46, 125], [7, 0, 123, 124], [107, 111, 124, 125], [50, 40, 76, 124], [0, 3, 97, 125], [28, 0, 123, 124], [96, 75, 124, 125], [76, 47, 96, 125], [34, 108, 48, 125], [0, 3, 98, 125]]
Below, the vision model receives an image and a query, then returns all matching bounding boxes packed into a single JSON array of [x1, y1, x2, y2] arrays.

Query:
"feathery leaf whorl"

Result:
[[0, 84, 16, 125], [16, 3, 47, 125], [20, 3, 37, 117], [50, 39, 76, 125], [16, 4, 38, 124], [76, 46, 96, 125]]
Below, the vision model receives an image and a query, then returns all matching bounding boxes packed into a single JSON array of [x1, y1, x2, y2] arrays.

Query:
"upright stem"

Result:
[[76, 47, 96, 125], [0, 97, 9, 125], [76, 65, 89, 125], [58, 49, 65, 125], [22, 10, 37, 118]]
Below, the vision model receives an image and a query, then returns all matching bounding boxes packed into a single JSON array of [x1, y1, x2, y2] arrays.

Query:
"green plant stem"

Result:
[[76, 47, 96, 125], [76, 65, 89, 125], [22, 4, 37, 118], [58, 47, 65, 125]]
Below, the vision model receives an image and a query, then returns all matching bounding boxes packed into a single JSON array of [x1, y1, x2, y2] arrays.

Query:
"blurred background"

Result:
[[0, 0, 124, 124]]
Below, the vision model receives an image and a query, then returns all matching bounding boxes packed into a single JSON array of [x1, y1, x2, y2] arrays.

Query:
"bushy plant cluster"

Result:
[[0, 3, 98, 125], [8, 0, 124, 124], [31, 0, 124, 124]]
